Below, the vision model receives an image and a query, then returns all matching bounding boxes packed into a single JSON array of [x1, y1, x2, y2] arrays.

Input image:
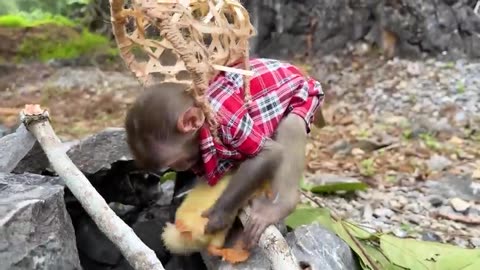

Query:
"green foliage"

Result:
[[285, 204, 334, 231], [0, 12, 75, 27], [160, 171, 177, 183], [0, 0, 92, 16], [300, 175, 368, 195], [302, 180, 368, 194], [286, 205, 480, 270], [456, 80, 466, 93], [18, 28, 114, 61], [419, 133, 441, 150], [360, 158, 376, 176]]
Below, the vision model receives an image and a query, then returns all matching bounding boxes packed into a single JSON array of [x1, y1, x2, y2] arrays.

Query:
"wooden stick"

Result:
[[20, 104, 165, 270]]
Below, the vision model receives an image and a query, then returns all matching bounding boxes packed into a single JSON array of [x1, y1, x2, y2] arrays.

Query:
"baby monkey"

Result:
[[125, 58, 324, 247]]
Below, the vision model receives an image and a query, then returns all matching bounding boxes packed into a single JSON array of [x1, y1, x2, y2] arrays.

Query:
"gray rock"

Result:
[[13, 140, 79, 175], [427, 195, 445, 207], [373, 208, 395, 218], [421, 231, 442, 242], [426, 155, 452, 172], [449, 198, 471, 213], [426, 174, 480, 201], [203, 223, 359, 270], [0, 124, 36, 173], [404, 203, 421, 214], [0, 124, 13, 137], [392, 228, 408, 238], [0, 172, 81, 270], [471, 237, 480, 248], [12, 142, 51, 175], [76, 216, 122, 266], [67, 127, 132, 175], [246, 0, 480, 59], [157, 181, 175, 206]]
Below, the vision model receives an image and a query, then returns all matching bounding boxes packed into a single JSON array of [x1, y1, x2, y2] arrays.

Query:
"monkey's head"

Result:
[[125, 82, 206, 172]]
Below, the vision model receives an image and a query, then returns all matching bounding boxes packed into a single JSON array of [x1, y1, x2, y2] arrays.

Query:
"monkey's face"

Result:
[[156, 132, 201, 172]]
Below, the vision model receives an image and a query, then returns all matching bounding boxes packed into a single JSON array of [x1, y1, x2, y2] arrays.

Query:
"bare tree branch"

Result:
[[20, 105, 165, 270]]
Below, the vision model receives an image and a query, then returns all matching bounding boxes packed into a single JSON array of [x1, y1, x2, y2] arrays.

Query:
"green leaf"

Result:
[[359, 243, 407, 270], [285, 205, 333, 231], [160, 171, 177, 183], [380, 235, 480, 270], [305, 182, 368, 194], [332, 221, 386, 270], [341, 221, 376, 240]]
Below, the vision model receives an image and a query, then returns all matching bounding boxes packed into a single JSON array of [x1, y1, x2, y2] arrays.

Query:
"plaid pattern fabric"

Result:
[[192, 58, 324, 185]]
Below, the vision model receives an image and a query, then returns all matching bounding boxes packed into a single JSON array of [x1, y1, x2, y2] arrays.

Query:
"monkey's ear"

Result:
[[177, 107, 205, 133]]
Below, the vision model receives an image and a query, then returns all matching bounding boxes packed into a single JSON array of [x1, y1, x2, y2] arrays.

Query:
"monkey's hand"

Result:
[[202, 206, 236, 234]]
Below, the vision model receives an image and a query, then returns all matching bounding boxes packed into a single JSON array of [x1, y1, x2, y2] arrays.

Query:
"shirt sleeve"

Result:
[[227, 111, 267, 157]]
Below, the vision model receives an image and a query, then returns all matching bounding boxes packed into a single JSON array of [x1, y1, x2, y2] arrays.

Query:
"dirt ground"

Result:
[[2, 51, 480, 247], [0, 61, 137, 139]]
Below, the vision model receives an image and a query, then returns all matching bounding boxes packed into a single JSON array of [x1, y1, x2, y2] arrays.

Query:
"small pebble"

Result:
[[351, 148, 365, 155], [373, 208, 395, 218], [389, 200, 402, 209], [421, 231, 442, 242], [404, 203, 421, 214], [397, 196, 409, 206], [427, 195, 445, 207], [449, 198, 471, 213], [452, 238, 469, 248], [420, 220, 431, 227], [393, 228, 408, 238], [405, 214, 421, 225], [471, 238, 480, 248], [426, 155, 452, 172], [363, 204, 373, 221]]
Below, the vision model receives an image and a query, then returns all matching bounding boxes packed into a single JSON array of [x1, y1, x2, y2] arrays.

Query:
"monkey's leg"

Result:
[[244, 113, 307, 247]]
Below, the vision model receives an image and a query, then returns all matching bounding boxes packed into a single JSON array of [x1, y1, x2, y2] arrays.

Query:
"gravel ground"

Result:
[[1, 49, 479, 248], [303, 51, 480, 248]]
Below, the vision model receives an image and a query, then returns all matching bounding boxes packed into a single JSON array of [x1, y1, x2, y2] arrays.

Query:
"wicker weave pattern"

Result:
[[110, 0, 255, 129]]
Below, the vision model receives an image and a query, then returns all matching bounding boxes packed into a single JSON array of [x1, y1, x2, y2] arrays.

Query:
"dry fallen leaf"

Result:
[[448, 136, 464, 145]]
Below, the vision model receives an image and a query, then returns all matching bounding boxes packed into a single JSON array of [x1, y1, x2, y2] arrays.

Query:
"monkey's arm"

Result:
[[244, 114, 307, 247], [202, 139, 283, 234]]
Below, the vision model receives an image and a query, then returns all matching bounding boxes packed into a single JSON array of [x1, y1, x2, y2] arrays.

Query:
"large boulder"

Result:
[[0, 173, 81, 270], [0, 125, 36, 173], [246, 0, 480, 60], [203, 223, 360, 270]]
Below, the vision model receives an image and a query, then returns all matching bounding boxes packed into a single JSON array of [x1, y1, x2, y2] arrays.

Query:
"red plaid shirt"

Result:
[[192, 58, 324, 185]]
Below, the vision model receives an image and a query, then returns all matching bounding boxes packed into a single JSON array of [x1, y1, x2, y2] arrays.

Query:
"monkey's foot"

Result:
[[207, 241, 250, 264], [244, 197, 290, 247]]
